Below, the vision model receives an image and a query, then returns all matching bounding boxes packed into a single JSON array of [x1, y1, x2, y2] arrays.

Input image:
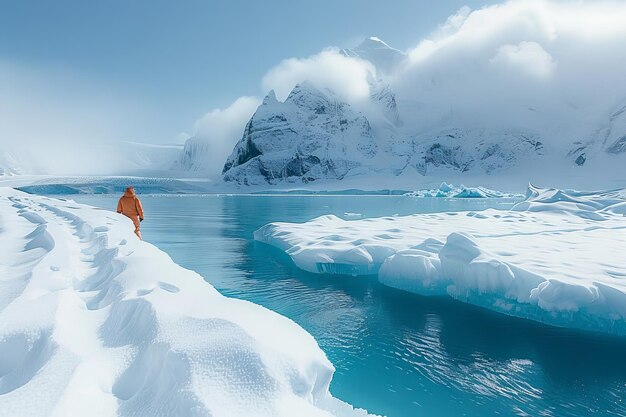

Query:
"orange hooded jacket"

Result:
[[117, 188, 144, 220]]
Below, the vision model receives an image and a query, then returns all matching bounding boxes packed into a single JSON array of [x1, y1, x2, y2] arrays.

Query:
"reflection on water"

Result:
[[71, 194, 626, 417]]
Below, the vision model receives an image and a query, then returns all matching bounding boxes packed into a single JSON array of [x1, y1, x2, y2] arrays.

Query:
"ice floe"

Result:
[[255, 185, 626, 336], [0, 188, 373, 417]]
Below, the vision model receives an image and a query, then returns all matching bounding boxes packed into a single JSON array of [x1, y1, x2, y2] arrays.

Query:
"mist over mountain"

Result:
[[175, 1, 626, 189], [3, 0, 626, 189]]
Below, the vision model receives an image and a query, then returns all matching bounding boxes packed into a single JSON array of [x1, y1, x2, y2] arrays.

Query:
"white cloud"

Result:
[[261, 48, 375, 102], [7, 0, 626, 176], [0, 60, 162, 175], [395, 0, 626, 134], [186, 0, 626, 169], [490, 41, 555, 78], [186, 96, 261, 178]]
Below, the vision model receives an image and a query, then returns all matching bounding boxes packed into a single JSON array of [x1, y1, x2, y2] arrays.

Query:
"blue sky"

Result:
[[0, 0, 487, 142]]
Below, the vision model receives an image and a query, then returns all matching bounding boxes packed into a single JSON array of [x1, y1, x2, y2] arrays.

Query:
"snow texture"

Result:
[[254, 185, 626, 336], [0, 188, 374, 417]]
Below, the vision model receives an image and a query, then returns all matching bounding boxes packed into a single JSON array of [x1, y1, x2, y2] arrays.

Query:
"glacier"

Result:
[[254, 185, 626, 337], [12, 176, 207, 195], [0, 188, 374, 417]]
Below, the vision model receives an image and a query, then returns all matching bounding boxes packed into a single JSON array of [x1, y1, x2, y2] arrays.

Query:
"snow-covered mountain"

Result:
[[394, 127, 545, 176], [0, 152, 25, 176], [176, 36, 626, 188], [211, 38, 626, 185], [222, 83, 378, 185], [175, 136, 211, 172], [220, 79, 549, 185], [568, 100, 626, 166]]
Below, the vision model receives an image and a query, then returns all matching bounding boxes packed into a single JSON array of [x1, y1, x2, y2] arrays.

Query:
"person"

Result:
[[116, 187, 144, 240]]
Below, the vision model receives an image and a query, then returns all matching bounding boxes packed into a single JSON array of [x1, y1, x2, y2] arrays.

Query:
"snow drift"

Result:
[[0, 188, 373, 417], [254, 185, 626, 336]]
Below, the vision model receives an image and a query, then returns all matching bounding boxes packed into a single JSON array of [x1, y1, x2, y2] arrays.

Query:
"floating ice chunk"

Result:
[[439, 182, 454, 193], [256, 186, 626, 336]]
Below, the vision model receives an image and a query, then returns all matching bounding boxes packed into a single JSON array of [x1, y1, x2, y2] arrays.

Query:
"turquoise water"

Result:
[[70, 194, 626, 417]]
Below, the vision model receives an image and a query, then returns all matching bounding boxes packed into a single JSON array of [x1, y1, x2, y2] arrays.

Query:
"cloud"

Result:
[[0, 60, 162, 175], [251, 0, 626, 141], [261, 48, 375, 102], [7, 0, 626, 176], [395, 0, 626, 134], [182, 0, 626, 173], [490, 41, 555, 78], [184, 96, 261, 178]]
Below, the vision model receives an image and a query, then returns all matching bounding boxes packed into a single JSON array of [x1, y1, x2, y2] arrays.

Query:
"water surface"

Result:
[[70, 194, 626, 417]]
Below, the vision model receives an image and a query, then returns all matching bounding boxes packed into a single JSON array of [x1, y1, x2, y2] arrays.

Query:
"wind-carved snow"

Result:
[[254, 185, 626, 336], [0, 188, 374, 417]]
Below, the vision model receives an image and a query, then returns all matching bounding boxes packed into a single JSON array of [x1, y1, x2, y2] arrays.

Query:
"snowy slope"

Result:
[[119, 141, 182, 174], [569, 99, 626, 165], [0, 153, 24, 176], [254, 185, 626, 336], [0, 188, 374, 417], [175, 136, 213, 173], [0, 150, 42, 177]]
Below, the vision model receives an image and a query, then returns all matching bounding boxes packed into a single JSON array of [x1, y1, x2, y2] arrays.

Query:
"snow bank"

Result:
[[404, 182, 522, 198], [0, 188, 374, 417], [254, 185, 626, 336]]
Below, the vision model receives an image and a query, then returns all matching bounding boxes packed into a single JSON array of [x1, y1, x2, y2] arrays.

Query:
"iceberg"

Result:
[[404, 182, 523, 198], [0, 188, 374, 417], [254, 185, 626, 337]]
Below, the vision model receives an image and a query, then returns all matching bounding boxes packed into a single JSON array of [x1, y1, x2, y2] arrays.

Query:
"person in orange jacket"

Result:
[[117, 187, 144, 240]]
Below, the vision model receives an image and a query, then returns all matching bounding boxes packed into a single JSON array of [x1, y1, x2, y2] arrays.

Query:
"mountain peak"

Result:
[[262, 89, 278, 105], [285, 81, 328, 103], [342, 37, 407, 75], [356, 37, 395, 51]]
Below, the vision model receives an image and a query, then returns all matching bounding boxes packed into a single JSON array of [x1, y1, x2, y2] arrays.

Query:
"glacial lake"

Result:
[[69, 194, 626, 417]]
